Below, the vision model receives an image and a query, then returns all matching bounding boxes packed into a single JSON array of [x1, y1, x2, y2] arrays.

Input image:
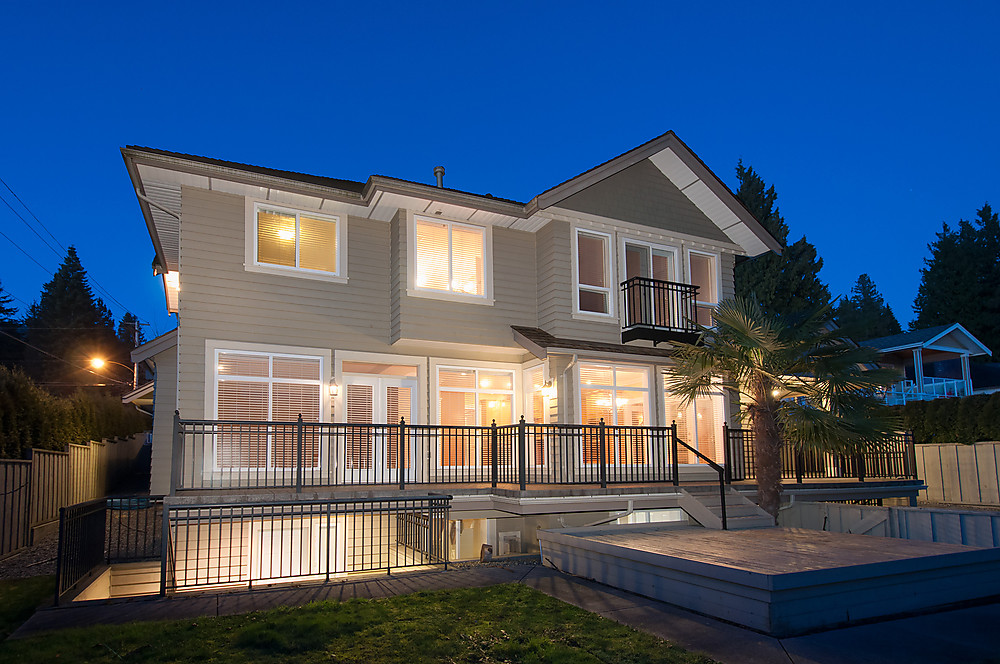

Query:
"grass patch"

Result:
[[0, 583, 715, 663], [0, 575, 54, 640]]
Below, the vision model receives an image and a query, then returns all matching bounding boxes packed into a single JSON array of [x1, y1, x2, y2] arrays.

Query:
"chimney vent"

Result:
[[434, 166, 445, 188]]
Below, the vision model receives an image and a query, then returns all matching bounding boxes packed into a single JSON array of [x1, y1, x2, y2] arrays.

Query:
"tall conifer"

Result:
[[733, 160, 830, 320], [835, 274, 902, 342]]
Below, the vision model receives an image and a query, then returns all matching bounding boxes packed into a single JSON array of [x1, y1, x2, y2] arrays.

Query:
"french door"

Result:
[[344, 376, 417, 483], [624, 242, 677, 328]]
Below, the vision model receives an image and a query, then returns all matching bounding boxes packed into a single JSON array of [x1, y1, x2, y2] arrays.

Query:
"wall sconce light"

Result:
[[541, 380, 556, 399], [329, 383, 339, 397]]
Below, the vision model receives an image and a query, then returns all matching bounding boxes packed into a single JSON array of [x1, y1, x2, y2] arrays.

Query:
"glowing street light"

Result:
[[90, 357, 137, 390]]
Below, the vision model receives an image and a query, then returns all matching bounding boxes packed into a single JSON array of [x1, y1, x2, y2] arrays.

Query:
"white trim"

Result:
[[333, 350, 428, 424], [429, 357, 523, 426], [572, 227, 616, 319], [245, 200, 348, 283], [408, 213, 494, 304], [204, 339, 332, 423], [685, 247, 721, 306]]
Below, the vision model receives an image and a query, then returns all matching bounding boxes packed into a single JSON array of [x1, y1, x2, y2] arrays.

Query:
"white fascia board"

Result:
[[925, 324, 992, 356], [131, 329, 178, 363]]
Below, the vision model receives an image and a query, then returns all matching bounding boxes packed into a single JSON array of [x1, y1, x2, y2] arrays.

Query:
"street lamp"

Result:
[[90, 357, 137, 390]]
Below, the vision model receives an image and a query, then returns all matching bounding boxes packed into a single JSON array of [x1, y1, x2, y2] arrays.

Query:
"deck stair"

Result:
[[678, 484, 774, 530]]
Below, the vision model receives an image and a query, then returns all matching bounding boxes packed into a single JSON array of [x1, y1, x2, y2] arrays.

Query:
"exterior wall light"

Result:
[[541, 380, 556, 399], [329, 383, 339, 397]]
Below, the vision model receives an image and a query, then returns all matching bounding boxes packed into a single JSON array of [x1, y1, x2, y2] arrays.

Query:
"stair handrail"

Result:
[[671, 421, 728, 530]]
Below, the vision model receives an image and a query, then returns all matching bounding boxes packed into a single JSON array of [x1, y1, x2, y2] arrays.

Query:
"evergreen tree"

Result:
[[0, 280, 22, 368], [22, 247, 127, 388], [835, 274, 902, 342], [733, 160, 831, 320], [913, 203, 1000, 358], [116, 312, 146, 350]]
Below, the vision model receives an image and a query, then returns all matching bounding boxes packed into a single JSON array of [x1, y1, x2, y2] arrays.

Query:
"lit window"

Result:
[[415, 218, 486, 296], [663, 371, 720, 463], [256, 205, 339, 274], [688, 252, 717, 326], [579, 363, 649, 465], [437, 367, 514, 467], [214, 350, 323, 469], [576, 230, 612, 315]]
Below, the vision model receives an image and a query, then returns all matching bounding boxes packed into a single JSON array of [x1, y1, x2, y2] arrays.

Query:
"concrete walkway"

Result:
[[12, 564, 1000, 664]]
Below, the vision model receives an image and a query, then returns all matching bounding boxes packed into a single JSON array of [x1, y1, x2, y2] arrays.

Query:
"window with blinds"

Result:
[[414, 218, 486, 296], [256, 204, 339, 275], [215, 350, 323, 469], [576, 230, 612, 314], [663, 371, 721, 464], [579, 363, 649, 465], [437, 367, 514, 467]]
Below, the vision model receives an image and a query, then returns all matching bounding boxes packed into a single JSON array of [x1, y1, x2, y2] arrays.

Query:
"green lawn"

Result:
[[0, 575, 54, 640], [0, 582, 716, 664]]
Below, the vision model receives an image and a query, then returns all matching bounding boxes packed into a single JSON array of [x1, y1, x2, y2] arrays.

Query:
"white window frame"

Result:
[[245, 201, 348, 283], [576, 362, 652, 428], [434, 363, 517, 470], [662, 369, 725, 464], [685, 247, 721, 309], [409, 214, 493, 305], [619, 238, 680, 283], [573, 228, 615, 319], [211, 347, 326, 472]]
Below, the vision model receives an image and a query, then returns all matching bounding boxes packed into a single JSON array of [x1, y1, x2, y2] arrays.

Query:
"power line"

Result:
[[0, 328, 130, 386], [0, 191, 63, 259], [0, 226, 56, 274], [0, 174, 150, 325], [0, 175, 65, 252]]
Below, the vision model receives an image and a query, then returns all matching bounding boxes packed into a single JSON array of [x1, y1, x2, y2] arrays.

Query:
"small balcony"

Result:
[[881, 377, 969, 406], [620, 277, 700, 345]]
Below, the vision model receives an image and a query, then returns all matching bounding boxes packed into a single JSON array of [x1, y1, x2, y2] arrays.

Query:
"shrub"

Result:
[[891, 392, 1000, 444], [0, 366, 150, 458]]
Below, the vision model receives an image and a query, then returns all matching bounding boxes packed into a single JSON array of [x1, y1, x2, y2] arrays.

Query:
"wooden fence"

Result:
[[0, 433, 147, 559], [914, 441, 1000, 506]]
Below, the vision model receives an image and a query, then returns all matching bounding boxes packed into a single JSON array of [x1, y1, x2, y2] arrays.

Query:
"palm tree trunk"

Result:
[[751, 405, 782, 521]]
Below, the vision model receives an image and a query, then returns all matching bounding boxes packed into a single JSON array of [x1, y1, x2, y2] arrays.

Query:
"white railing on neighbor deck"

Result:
[[882, 377, 968, 406]]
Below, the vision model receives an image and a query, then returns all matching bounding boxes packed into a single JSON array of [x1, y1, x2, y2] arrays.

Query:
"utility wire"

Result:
[[0, 328, 131, 386], [0, 175, 150, 325], [0, 175, 65, 252], [0, 226, 56, 274], [0, 191, 63, 259]]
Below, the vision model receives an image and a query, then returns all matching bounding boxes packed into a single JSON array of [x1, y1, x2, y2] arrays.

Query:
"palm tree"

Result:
[[665, 297, 900, 519]]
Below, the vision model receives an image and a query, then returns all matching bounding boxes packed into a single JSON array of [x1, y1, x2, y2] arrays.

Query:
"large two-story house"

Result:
[[121, 132, 917, 591]]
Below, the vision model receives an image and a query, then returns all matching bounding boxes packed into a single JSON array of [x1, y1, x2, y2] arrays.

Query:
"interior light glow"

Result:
[[164, 271, 180, 291], [278, 229, 295, 241], [480, 379, 491, 388]]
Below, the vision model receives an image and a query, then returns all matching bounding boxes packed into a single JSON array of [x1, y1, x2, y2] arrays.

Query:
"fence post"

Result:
[[295, 414, 304, 494], [399, 418, 406, 490], [491, 420, 498, 488], [722, 423, 731, 484], [795, 450, 804, 484], [906, 432, 918, 479], [170, 411, 182, 495], [856, 452, 866, 482], [159, 502, 170, 597], [671, 421, 679, 487], [53, 506, 66, 606], [518, 416, 527, 491], [598, 418, 607, 489]]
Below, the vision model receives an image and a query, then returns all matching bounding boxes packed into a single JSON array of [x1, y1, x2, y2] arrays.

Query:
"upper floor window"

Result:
[[415, 217, 486, 297], [575, 229, 613, 316], [254, 204, 341, 276], [688, 250, 718, 326]]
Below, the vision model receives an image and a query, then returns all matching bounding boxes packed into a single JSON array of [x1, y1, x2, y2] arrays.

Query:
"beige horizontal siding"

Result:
[[149, 344, 177, 496]]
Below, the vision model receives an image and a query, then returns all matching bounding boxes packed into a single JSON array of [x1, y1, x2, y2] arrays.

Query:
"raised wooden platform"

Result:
[[537, 525, 1000, 636]]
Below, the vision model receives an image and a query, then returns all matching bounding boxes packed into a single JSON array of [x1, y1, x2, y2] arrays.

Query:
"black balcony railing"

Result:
[[723, 426, 917, 483], [620, 277, 700, 344]]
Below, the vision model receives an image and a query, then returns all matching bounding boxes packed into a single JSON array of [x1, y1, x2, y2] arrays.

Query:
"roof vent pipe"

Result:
[[434, 166, 445, 188]]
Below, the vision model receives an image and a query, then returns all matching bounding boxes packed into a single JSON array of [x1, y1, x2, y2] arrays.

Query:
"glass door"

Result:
[[625, 242, 676, 328], [344, 375, 417, 483]]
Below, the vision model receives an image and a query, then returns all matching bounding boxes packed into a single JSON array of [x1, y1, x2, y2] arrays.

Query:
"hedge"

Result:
[[890, 392, 1000, 444], [0, 366, 151, 459]]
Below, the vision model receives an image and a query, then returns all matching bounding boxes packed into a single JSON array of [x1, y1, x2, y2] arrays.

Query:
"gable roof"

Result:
[[861, 323, 991, 356], [534, 131, 782, 257]]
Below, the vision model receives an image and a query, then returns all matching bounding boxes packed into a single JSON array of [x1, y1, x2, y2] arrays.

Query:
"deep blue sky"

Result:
[[1, 1, 997, 339]]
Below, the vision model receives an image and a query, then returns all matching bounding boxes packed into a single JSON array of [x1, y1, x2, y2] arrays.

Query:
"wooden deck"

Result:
[[581, 527, 975, 575], [538, 524, 1000, 636]]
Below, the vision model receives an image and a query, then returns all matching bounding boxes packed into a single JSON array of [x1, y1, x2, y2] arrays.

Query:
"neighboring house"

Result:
[[861, 324, 992, 405], [121, 132, 920, 578]]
